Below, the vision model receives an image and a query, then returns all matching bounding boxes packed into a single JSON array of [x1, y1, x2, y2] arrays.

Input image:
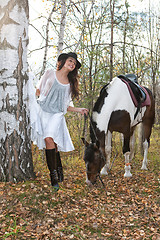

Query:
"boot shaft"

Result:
[[56, 151, 64, 182], [45, 149, 57, 172], [50, 170, 58, 186], [45, 149, 59, 190]]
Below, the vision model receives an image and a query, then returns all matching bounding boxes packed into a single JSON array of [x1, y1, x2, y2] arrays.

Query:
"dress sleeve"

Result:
[[36, 69, 50, 92], [69, 94, 74, 107], [37, 69, 55, 97]]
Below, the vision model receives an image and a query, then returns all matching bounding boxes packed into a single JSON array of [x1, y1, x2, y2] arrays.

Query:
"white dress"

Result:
[[28, 70, 74, 152]]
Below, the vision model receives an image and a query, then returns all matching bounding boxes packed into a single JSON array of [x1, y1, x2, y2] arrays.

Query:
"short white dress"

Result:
[[28, 69, 74, 152]]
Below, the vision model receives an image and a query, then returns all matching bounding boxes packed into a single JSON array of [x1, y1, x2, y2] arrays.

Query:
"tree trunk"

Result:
[[110, 0, 114, 81], [57, 0, 66, 55], [39, 2, 56, 79], [122, 0, 129, 74], [0, 0, 35, 182]]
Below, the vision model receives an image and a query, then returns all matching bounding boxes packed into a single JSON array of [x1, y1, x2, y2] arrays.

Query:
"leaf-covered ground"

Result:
[[0, 127, 159, 240]]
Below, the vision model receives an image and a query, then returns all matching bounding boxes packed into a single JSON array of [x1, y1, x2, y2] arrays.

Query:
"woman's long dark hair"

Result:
[[56, 59, 79, 99]]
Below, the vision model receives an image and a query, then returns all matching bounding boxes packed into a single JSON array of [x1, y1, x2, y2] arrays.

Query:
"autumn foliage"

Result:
[[0, 126, 159, 239]]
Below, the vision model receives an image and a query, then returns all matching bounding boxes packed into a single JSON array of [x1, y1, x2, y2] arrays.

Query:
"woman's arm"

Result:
[[36, 69, 52, 97], [67, 106, 89, 115], [36, 89, 40, 96]]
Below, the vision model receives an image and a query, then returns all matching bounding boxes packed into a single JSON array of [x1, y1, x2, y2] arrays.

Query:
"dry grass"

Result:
[[0, 123, 159, 240]]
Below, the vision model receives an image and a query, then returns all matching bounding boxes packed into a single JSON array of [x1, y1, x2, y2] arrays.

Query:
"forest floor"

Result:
[[0, 127, 160, 240]]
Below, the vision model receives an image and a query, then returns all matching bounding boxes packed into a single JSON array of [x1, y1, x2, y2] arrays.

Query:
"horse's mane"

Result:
[[99, 83, 109, 95], [84, 143, 95, 163], [93, 83, 109, 113]]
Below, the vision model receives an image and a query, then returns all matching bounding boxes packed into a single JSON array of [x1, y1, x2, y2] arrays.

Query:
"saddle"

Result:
[[118, 74, 149, 119]]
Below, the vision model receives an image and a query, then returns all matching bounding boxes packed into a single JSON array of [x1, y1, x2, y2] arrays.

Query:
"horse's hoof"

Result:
[[124, 172, 132, 177], [100, 169, 108, 176], [141, 166, 148, 170]]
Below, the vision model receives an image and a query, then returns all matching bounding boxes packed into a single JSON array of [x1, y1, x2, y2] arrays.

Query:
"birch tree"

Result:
[[57, 0, 66, 55], [39, 2, 57, 79], [0, 0, 35, 182], [109, 0, 115, 81], [122, 0, 129, 74]]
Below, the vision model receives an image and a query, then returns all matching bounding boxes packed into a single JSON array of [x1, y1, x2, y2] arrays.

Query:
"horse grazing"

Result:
[[82, 74, 155, 185]]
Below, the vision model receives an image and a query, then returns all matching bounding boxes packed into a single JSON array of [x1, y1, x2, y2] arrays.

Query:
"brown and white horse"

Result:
[[82, 76, 155, 185]]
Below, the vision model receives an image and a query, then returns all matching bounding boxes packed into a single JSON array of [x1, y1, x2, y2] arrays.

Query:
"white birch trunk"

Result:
[[57, 0, 66, 55], [0, 0, 35, 182]]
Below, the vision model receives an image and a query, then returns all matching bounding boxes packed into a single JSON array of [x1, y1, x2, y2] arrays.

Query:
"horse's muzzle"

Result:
[[86, 173, 99, 186]]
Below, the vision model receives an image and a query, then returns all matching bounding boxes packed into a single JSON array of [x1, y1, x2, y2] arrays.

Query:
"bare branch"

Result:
[[39, 0, 57, 79], [29, 23, 47, 40]]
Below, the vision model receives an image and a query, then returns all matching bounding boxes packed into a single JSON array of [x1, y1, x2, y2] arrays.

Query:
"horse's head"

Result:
[[82, 138, 105, 185]]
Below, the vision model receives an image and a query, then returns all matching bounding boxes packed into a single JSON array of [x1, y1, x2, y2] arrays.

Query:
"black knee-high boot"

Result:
[[56, 151, 64, 182], [45, 149, 59, 191]]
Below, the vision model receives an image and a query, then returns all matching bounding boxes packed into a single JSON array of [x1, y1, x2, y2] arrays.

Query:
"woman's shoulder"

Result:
[[45, 68, 55, 75], [43, 69, 56, 80]]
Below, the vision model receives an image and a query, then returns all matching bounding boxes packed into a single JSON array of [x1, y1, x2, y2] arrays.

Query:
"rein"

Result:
[[82, 113, 106, 189], [83, 112, 106, 164], [82, 113, 117, 191]]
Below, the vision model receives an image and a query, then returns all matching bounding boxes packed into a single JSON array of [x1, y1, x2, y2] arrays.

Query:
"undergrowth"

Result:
[[0, 124, 159, 240]]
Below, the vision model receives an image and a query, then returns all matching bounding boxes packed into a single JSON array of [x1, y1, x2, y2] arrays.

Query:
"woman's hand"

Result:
[[78, 108, 89, 116], [67, 106, 89, 115], [36, 89, 40, 97]]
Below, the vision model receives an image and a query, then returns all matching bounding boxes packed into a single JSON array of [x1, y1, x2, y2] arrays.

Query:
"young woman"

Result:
[[30, 52, 88, 191]]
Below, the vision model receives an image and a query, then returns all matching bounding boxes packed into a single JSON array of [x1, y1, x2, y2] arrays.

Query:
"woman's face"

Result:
[[64, 57, 77, 71]]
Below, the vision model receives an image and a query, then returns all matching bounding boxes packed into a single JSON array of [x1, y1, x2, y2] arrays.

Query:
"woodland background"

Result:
[[0, 0, 159, 239], [28, 0, 160, 123]]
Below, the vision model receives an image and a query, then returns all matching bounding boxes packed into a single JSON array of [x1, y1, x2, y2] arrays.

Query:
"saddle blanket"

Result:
[[121, 79, 151, 107]]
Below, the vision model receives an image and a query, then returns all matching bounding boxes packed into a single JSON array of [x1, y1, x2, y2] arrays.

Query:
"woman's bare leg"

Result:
[[45, 137, 56, 149]]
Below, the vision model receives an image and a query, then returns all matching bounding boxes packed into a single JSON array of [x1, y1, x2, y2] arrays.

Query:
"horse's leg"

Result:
[[123, 135, 132, 177], [129, 129, 135, 161], [141, 139, 149, 170], [141, 121, 153, 170], [100, 130, 112, 175]]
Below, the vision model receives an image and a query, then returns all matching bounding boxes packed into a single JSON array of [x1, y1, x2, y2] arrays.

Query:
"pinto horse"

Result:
[[82, 75, 155, 185]]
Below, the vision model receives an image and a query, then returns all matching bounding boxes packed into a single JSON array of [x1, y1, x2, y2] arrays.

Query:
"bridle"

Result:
[[83, 112, 106, 164], [83, 112, 107, 188], [83, 112, 117, 190]]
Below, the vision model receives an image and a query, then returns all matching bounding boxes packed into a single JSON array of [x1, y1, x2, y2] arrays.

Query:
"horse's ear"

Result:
[[81, 138, 89, 147], [95, 140, 100, 149], [93, 140, 100, 149]]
